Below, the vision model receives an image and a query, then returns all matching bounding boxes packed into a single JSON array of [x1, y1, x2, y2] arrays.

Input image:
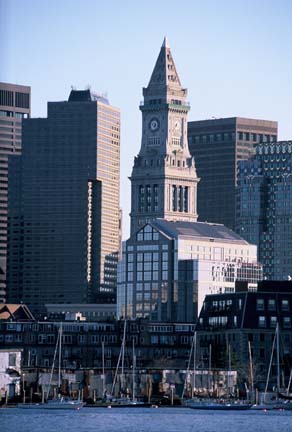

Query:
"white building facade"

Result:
[[0, 348, 22, 398]]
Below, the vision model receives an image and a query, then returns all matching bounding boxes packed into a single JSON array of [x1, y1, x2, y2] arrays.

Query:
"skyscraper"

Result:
[[188, 117, 278, 229], [236, 141, 292, 280], [130, 37, 199, 235], [7, 90, 120, 313], [0, 82, 31, 303]]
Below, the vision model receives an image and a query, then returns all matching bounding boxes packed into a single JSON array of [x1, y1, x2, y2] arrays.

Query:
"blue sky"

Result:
[[1, 0, 292, 239]]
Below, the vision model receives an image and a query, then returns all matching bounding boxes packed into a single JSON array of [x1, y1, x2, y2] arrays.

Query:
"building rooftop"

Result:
[[68, 89, 109, 104], [0, 304, 35, 321], [151, 219, 250, 244]]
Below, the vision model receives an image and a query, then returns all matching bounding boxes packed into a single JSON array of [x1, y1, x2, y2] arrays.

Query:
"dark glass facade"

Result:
[[7, 90, 120, 313], [236, 141, 292, 280]]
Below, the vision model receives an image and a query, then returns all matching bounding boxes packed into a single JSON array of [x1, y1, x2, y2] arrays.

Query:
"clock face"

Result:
[[173, 119, 181, 133], [149, 118, 160, 131]]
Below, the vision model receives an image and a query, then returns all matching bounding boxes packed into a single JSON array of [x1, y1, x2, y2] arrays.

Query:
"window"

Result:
[[270, 316, 277, 328], [268, 299, 276, 311], [258, 316, 266, 328], [9, 353, 16, 367], [283, 317, 291, 328], [256, 299, 265, 311], [282, 300, 289, 311]]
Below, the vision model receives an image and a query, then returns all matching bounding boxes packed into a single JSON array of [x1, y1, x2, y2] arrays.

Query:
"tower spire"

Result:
[[130, 40, 199, 235], [162, 36, 169, 48]]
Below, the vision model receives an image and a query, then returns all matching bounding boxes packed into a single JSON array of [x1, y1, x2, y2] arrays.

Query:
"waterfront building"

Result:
[[130, 37, 199, 236], [7, 90, 120, 313], [0, 82, 31, 303], [117, 219, 262, 322], [0, 314, 236, 400], [45, 302, 116, 322], [196, 280, 292, 391], [0, 348, 22, 399], [236, 141, 292, 280], [188, 117, 278, 229]]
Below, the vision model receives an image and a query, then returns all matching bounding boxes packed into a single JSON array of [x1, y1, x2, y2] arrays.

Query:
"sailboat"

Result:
[[19, 323, 84, 410], [104, 321, 147, 407], [183, 333, 251, 410], [251, 323, 292, 411]]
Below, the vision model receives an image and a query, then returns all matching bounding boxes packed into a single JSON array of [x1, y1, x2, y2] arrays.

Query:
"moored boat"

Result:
[[185, 399, 252, 411], [17, 398, 84, 410]]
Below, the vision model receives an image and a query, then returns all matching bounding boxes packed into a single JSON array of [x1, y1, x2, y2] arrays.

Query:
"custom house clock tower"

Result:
[[130, 37, 199, 235]]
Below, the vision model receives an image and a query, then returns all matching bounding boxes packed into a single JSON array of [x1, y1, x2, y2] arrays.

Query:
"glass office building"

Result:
[[118, 219, 262, 322], [236, 141, 292, 280]]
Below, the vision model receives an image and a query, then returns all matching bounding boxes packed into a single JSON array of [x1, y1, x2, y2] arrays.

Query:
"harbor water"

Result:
[[1, 407, 292, 432]]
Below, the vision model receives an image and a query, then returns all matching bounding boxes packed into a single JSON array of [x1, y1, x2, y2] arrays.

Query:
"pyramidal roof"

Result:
[[146, 37, 182, 90]]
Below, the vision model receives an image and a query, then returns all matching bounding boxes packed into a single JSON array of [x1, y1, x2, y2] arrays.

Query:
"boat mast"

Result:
[[102, 341, 105, 396], [287, 369, 292, 396], [58, 322, 62, 390], [47, 324, 60, 400], [193, 331, 196, 398], [132, 338, 136, 402], [181, 330, 195, 399], [208, 344, 212, 394], [248, 341, 254, 396], [264, 327, 277, 402], [276, 323, 280, 393], [121, 320, 127, 393], [111, 320, 127, 396]]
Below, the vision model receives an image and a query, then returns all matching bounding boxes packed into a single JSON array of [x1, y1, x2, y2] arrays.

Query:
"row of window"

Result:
[[0, 110, 29, 119], [191, 132, 277, 145], [206, 315, 291, 329], [257, 298, 289, 311]]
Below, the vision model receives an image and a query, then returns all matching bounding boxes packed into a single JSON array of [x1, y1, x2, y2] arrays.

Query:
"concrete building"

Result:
[[7, 90, 120, 314], [130, 37, 199, 235], [236, 141, 292, 280], [117, 219, 262, 322], [188, 117, 278, 229], [0, 82, 31, 303]]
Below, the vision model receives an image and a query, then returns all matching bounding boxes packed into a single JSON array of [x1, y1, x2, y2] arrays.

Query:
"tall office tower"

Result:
[[236, 141, 292, 280], [7, 90, 120, 313], [0, 82, 30, 303], [188, 117, 278, 229], [130, 37, 199, 235]]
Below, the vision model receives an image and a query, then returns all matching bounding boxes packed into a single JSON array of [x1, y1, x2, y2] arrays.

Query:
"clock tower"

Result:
[[130, 37, 199, 234]]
